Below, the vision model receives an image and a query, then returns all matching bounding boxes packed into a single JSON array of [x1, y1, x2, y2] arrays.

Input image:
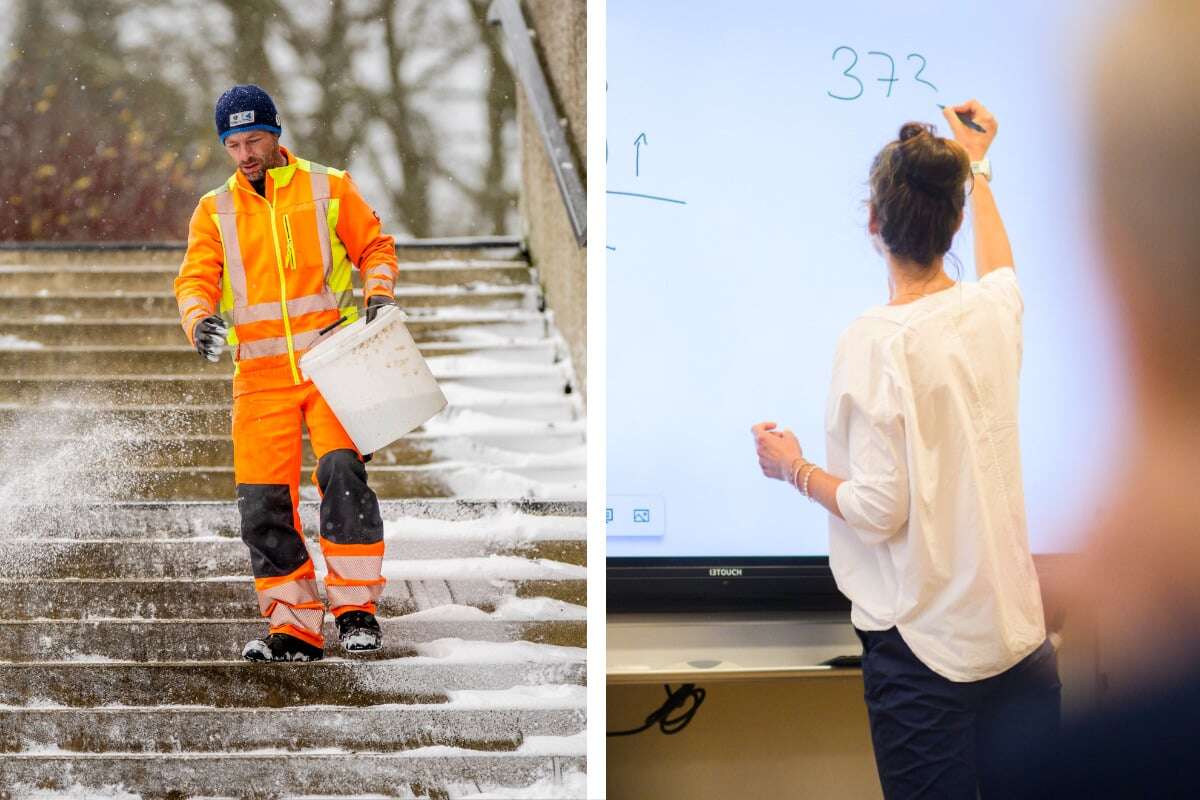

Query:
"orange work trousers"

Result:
[[233, 380, 386, 648]]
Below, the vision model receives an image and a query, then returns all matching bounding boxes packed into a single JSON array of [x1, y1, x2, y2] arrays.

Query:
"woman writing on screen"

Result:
[[752, 102, 1060, 798]]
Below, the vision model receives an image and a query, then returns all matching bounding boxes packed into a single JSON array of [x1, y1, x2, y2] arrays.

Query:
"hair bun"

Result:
[[899, 122, 933, 142], [868, 119, 971, 266]]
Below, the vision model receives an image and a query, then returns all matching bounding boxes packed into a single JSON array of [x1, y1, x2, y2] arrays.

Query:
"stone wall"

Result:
[[516, 0, 587, 396]]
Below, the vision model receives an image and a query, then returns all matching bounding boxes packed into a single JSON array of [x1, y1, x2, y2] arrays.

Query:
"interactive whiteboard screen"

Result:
[[607, 1, 1128, 558]]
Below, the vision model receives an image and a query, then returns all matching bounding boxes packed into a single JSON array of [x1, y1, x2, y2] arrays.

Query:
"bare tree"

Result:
[[0, 0, 520, 241]]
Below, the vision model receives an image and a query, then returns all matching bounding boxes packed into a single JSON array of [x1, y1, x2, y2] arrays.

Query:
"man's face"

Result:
[[223, 131, 279, 181]]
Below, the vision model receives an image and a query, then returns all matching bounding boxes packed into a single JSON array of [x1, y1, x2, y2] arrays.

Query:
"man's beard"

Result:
[[241, 150, 282, 180]]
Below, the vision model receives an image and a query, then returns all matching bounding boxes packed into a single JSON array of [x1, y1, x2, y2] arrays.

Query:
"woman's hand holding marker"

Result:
[[751, 421, 804, 482], [942, 99, 997, 162]]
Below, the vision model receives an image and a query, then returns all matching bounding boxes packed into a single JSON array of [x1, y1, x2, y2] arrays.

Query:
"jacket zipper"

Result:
[[266, 182, 301, 385], [282, 214, 297, 271]]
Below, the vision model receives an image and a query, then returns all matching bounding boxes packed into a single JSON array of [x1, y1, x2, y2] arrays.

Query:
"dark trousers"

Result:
[[857, 627, 1061, 799]]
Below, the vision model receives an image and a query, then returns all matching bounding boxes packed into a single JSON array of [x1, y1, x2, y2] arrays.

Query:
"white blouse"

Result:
[[825, 268, 1046, 682]]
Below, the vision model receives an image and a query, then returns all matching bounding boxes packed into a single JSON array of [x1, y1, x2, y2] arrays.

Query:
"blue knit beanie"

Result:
[[214, 84, 282, 142]]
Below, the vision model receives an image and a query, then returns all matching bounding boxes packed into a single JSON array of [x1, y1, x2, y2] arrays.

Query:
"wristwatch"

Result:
[[970, 159, 992, 181]]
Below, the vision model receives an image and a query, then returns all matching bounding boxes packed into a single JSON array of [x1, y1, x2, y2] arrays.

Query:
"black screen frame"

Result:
[[607, 555, 849, 613], [607, 553, 1073, 616]]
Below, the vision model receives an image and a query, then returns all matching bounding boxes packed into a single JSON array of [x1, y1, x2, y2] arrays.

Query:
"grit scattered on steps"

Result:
[[0, 241, 586, 800]]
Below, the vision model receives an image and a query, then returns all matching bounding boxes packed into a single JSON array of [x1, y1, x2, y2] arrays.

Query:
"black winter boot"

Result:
[[336, 610, 383, 653], [242, 632, 324, 662]]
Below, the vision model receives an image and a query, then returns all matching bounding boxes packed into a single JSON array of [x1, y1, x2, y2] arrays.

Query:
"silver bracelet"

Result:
[[800, 464, 818, 500], [789, 458, 806, 489]]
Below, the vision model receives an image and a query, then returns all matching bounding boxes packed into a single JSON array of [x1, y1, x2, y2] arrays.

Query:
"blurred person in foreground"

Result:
[[1011, 1, 1200, 796]]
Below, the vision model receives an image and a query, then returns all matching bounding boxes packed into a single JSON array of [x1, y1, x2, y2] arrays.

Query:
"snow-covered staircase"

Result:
[[0, 241, 586, 798]]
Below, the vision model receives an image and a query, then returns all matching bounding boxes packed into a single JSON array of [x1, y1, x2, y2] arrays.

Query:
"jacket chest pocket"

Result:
[[278, 202, 330, 278]]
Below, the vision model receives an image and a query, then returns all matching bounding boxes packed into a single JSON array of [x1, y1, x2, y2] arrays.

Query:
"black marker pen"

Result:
[[937, 104, 987, 133]]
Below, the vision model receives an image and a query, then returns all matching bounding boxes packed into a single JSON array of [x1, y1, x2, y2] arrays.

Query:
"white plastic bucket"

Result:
[[299, 305, 447, 454]]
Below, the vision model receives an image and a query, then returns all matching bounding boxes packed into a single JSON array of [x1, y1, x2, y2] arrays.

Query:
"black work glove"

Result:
[[365, 295, 394, 324], [192, 315, 229, 362]]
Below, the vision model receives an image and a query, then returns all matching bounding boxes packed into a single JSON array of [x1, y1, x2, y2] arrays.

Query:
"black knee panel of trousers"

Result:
[[237, 483, 310, 578], [316, 449, 384, 545]]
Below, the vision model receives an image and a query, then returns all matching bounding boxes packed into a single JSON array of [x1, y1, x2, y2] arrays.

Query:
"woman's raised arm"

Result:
[[944, 100, 1014, 278]]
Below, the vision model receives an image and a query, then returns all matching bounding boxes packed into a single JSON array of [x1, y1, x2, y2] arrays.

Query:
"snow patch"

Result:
[[492, 596, 586, 621], [62, 653, 121, 663], [383, 509, 585, 542], [398, 597, 583, 622], [378, 556, 586, 581], [426, 354, 560, 378], [451, 771, 587, 799], [7, 785, 140, 800], [0, 401, 198, 569], [413, 638, 584, 664], [439, 466, 585, 501], [399, 604, 492, 622], [0, 334, 44, 349], [444, 684, 586, 709], [427, 440, 586, 473], [516, 732, 586, 756], [422, 408, 582, 436], [439, 383, 562, 405], [0, 698, 69, 709]]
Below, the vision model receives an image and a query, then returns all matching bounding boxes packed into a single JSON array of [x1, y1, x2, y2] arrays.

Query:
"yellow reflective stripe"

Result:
[[238, 328, 324, 360], [213, 190, 248, 307], [325, 197, 359, 325], [310, 170, 334, 282], [232, 292, 339, 326], [305, 160, 342, 179]]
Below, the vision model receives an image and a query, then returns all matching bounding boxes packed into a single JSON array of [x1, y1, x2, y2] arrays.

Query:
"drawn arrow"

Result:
[[634, 133, 647, 177]]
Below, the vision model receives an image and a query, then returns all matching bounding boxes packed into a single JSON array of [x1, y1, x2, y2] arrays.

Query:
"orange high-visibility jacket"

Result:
[[174, 146, 398, 396]]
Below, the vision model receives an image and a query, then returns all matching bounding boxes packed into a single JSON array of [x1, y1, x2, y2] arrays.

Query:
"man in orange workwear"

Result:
[[175, 85, 397, 662]]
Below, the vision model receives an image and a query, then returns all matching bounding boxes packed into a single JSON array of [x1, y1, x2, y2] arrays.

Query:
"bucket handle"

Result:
[[315, 300, 400, 340], [316, 315, 348, 338]]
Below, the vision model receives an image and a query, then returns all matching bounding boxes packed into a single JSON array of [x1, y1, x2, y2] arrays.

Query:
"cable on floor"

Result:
[[607, 683, 706, 737]]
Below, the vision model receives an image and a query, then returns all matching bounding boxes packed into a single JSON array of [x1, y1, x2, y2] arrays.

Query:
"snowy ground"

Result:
[[7, 771, 590, 800]]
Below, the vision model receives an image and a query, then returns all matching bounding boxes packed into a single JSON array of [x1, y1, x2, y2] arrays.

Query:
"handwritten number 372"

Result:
[[828, 47, 938, 101]]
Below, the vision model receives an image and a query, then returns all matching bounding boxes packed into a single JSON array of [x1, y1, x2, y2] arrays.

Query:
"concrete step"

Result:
[[0, 240, 586, 795], [9, 430, 584, 468], [0, 286, 539, 318], [0, 313, 548, 347], [0, 751, 583, 799], [0, 703, 584, 753], [0, 340, 560, 376], [0, 535, 587, 579], [0, 260, 535, 292], [387, 237, 527, 263], [0, 398, 579, 437], [0, 656, 586, 706], [0, 577, 586, 619], [0, 237, 525, 265], [0, 617, 585, 661], [0, 386, 576, 422], [10, 461, 584, 501], [0, 500, 586, 539]]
